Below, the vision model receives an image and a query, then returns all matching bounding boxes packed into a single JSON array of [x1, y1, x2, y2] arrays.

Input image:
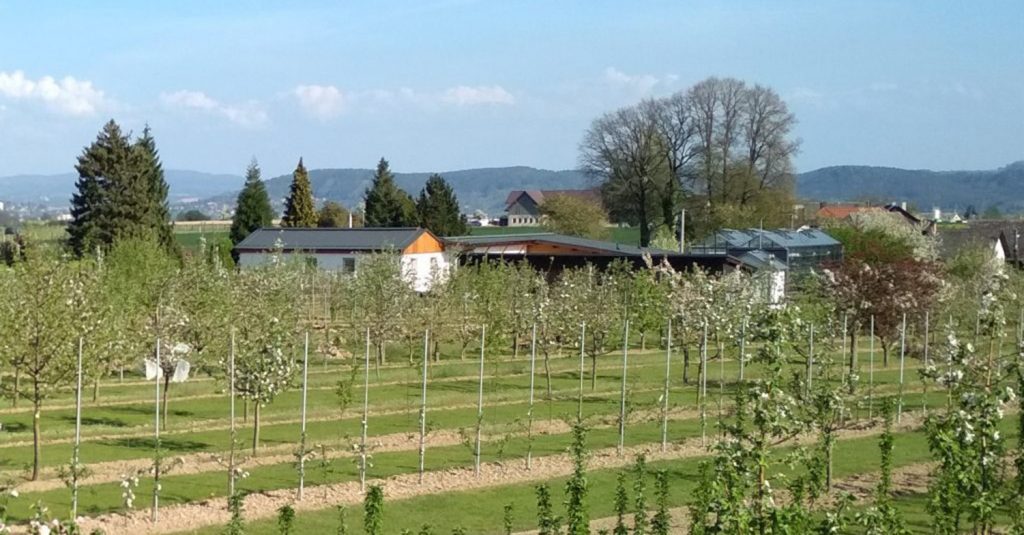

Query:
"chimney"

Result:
[[900, 201, 907, 211]]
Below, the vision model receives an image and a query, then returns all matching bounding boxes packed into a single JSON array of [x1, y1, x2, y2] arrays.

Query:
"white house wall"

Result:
[[237, 251, 449, 292], [401, 252, 449, 292]]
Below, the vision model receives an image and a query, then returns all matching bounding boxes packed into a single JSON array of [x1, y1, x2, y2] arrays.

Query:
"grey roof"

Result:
[[736, 250, 788, 271], [445, 232, 685, 257], [701, 228, 840, 250], [234, 227, 428, 252], [939, 221, 1024, 260]]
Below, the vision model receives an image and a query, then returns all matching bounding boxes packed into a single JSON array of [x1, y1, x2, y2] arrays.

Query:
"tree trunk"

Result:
[[12, 367, 19, 408], [242, 398, 248, 423], [640, 332, 647, 352], [92, 375, 100, 403], [512, 333, 519, 360], [882, 342, 890, 368], [161, 376, 171, 431], [543, 352, 553, 399], [682, 346, 690, 384], [590, 354, 598, 391], [849, 329, 858, 376], [32, 398, 42, 481], [252, 402, 261, 453]]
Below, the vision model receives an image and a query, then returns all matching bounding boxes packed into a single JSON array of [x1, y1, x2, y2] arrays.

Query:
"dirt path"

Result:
[[72, 408, 930, 535]]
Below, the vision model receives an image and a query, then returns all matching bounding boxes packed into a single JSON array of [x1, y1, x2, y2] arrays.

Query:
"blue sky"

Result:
[[0, 0, 1021, 177]]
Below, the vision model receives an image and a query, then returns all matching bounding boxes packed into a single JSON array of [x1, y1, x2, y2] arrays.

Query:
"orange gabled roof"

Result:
[[816, 205, 879, 219]]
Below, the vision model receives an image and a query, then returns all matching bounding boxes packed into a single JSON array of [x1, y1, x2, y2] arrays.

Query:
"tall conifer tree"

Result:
[[132, 126, 178, 255], [364, 157, 416, 227], [230, 158, 275, 244], [415, 174, 467, 236], [68, 120, 178, 256], [281, 158, 317, 227]]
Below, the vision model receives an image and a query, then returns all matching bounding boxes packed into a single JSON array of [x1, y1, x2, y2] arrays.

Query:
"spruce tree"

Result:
[[132, 126, 178, 256], [416, 174, 468, 236], [68, 120, 176, 257], [281, 158, 317, 227], [364, 157, 416, 227], [230, 159, 274, 244]]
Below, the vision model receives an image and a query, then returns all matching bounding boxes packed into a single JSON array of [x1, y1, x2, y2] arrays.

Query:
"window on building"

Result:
[[342, 257, 356, 273]]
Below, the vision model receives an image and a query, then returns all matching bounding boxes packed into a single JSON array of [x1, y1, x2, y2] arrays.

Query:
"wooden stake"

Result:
[[71, 337, 83, 521], [152, 338, 161, 523], [418, 329, 429, 484], [661, 318, 672, 451], [897, 313, 906, 423], [228, 330, 236, 499], [868, 316, 875, 419], [578, 322, 586, 422], [297, 331, 309, 500], [526, 323, 537, 470], [618, 320, 630, 457], [359, 327, 369, 492], [474, 326, 485, 476]]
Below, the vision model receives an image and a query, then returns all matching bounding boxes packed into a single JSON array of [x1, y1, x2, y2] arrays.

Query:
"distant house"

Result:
[[691, 228, 843, 272], [939, 221, 1024, 268], [815, 201, 936, 235], [503, 189, 603, 227], [233, 227, 448, 292]]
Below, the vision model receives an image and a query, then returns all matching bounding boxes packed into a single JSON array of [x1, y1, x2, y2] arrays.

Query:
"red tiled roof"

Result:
[[816, 204, 878, 219]]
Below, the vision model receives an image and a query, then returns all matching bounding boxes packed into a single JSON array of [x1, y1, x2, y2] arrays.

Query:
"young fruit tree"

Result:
[[0, 248, 100, 481], [229, 263, 302, 453]]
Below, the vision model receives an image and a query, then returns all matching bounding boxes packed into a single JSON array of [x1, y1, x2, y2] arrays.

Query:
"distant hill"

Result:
[[206, 166, 591, 214], [5, 161, 1024, 216], [797, 161, 1024, 213], [0, 170, 244, 205]]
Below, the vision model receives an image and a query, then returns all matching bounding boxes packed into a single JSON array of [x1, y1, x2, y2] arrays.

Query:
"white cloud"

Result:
[[293, 84, 345, 119], [160, 90, 267, 127], [0, 70, 108, 116], [603, 67, 662, 95], [440, 85, 515, 106]]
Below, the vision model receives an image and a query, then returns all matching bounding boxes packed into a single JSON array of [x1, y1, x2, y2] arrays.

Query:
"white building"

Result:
[[233, 227, 448, 292]]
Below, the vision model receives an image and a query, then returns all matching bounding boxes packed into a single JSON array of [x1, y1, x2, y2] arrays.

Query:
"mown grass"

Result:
[[182, 411, 1017, 535]]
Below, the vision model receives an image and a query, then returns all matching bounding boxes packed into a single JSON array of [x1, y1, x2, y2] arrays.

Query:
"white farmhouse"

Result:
[[233, 227, 448, 292]]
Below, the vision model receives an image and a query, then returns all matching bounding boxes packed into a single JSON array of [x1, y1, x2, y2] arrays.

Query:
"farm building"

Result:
[[445, 232, 735, 273], [233, 227, 448, 291], [503, 189, 603, 226], [690, 228, 842, 272], [445, 232, 786, 303]]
